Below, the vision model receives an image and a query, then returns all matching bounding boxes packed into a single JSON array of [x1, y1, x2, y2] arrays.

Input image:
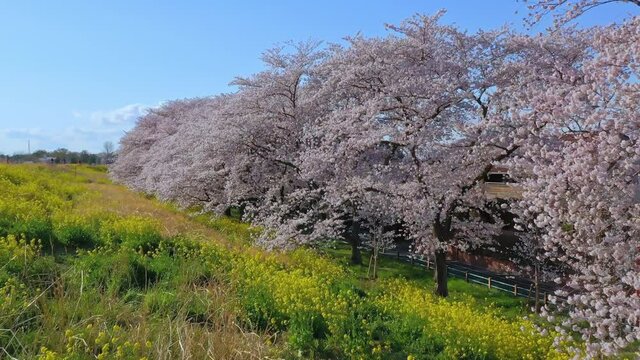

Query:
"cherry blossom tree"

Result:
[[496, 17, 640, 356], [137, 97, 232, 210], [240, 42, 406, 265], [110, 99, 195, 191], [114, 43, 326, 220], [293, 13, 517, 296], [523, 0, 640, 27], [219, 42, 332, 227], [355, 191, 399, 279]]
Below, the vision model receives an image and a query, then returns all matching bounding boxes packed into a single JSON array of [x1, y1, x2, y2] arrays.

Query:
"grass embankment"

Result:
[[0, 164, 577, 359], [321, 246, 528, 320]]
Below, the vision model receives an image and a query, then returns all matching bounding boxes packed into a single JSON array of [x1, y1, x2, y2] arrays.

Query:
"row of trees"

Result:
[[2, 142, 115, 165], [112, 3, 639, 357]]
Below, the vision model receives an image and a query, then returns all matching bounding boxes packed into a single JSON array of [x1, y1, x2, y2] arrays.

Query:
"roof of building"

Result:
[[483, 182, 522, 199]]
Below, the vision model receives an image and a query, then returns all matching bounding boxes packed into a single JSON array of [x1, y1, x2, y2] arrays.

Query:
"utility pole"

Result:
[[28, 140, 31, 155]]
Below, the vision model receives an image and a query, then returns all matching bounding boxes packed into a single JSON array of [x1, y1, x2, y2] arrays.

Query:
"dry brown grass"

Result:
[[126, 283, 272, 360], [77, 170, 280, 264], [84, 181, 228, 241]]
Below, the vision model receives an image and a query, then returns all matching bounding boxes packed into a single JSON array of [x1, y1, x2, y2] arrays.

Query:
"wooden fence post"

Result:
[[513, 284, 518, 296], [465, 271, 469, 282], [488, 277, 492, 289]]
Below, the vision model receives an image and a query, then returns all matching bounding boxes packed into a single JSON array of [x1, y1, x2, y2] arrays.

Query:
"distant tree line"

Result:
[[1, 142, 116, 165]]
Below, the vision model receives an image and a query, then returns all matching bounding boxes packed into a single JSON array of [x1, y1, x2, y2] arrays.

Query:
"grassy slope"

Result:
[[0, 165, 272, 359], [321, 245, 528, 320], [0, 164, 589, 359], [65, 164, 526, 315]]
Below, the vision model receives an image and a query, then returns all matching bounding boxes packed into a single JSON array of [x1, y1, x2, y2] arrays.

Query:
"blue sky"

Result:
[[0, 1, 637, 154]]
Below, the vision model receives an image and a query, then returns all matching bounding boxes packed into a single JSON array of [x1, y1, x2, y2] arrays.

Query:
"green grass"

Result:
[[121, 193, 524, 321], [0, 164, 583, 359], [320, 243, 528, 320]]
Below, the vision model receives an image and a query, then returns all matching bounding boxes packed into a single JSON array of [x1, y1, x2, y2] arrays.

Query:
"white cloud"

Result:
[[0, 102, 160, 154], [88, 103, 151, 126]]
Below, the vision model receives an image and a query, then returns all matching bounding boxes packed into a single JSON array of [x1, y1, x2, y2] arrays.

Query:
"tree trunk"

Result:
[[372, 247, 379, 279], [534, 264, 540, 313], [345, 219, 362, 265], [349, 236, 362, 265], [432, 217, 451, 298], [434, 249, 448, 297]]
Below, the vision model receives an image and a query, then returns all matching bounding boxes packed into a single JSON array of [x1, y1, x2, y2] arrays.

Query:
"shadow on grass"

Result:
[[320, 243, 529, 320]]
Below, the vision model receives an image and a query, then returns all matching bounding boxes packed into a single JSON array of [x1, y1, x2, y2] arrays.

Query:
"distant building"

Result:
[[483, 165, 522, 200], [39, 157, 57, 164], [449, 164, 522, 273]]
